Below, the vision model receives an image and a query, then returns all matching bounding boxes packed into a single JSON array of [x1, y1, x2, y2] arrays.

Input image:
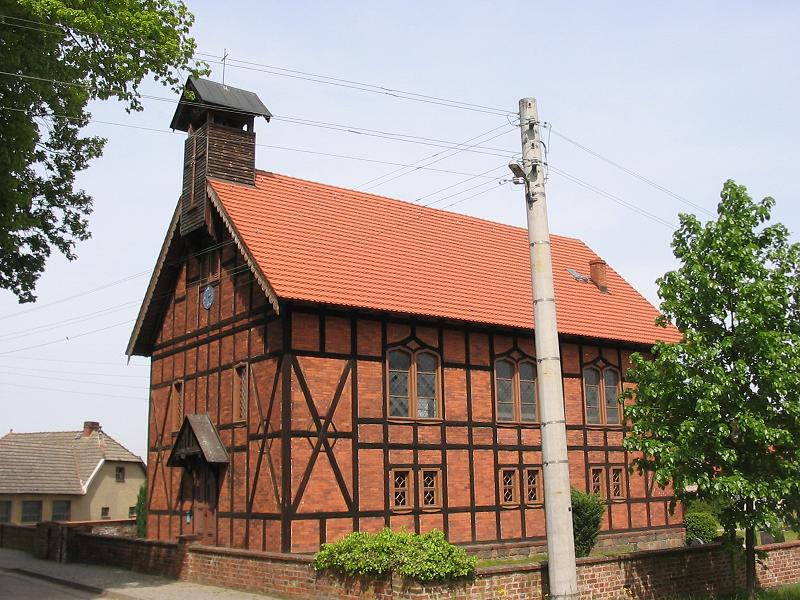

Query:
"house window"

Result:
[[500, 469, 518, 506], [610, 467, 626, 499], [129, 506, 136, 518], [172, 381, 184, 431], [420, 469, 441, 509], [116, 466, 126, 483], [583, 367, 621, 425], [235, 363, 249, 421], [21, 500, 42, 523], [494, 359, 538, 422], [203, 249, 221, 282], [101, 507, 110, 520], [390, 469, 412, 510], [0, 501, 11, 523], [525, 468, 543, 505], [590, 467, 605, 497], [387, 349, 440, 419], [52, 500, 71, 521]]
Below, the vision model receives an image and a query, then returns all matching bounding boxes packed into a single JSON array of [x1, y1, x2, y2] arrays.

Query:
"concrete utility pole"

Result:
[[511, 98, 578, 599]]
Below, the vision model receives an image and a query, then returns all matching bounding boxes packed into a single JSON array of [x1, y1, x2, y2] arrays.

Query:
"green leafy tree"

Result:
[[135, 481, 147, 538], [623, 180, 800, 598], [571, 487, 605, 557], [0, 0, 206, 302]]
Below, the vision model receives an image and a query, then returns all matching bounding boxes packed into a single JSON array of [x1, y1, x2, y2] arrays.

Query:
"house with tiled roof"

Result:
[[127, 78, 683, 554], [0, 422, 146, 525]]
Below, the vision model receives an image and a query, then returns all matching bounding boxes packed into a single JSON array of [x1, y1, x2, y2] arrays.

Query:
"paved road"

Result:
[[0, 569, 104, 599]]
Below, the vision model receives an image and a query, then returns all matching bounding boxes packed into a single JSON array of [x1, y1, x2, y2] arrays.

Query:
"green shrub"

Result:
[[313, 528, 476, 582], [571, 487, 606, 557], [135, 482, 147, 538], [684, 511, 719, 544]]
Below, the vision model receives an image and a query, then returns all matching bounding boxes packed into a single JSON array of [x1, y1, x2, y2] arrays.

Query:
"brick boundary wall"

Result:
[[181, 540, 800, 600], [0, 524, 35, 554], [67, 531, 184, 578], [2, 523, 799, 599]]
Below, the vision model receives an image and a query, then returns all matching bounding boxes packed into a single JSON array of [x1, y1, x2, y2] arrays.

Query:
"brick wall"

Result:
[[67, 531, 182, 578], [0, 524, 35, 553], [179, 541, 800, 600]]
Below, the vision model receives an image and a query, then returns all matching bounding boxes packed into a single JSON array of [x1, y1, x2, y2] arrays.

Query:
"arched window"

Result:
[[494, 359, 538, 423], [583, 366, 621, 424], [387, 348, 440, 419]]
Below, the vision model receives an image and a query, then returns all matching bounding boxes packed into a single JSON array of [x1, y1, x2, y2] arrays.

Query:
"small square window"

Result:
[[525, 468, 543, 505], [500, 469, 518, 506], [52, 500, 71, 521], [0, 501, 11, 523], [116, 466, 126, 483], [129, 506, 136, 518], [420, 469, 441, 509], [101, 507, 110, 520], [390, 469, 412, 510], [21, 500, 42, 523], [610, 467, 626, 499], [590, 467, 606, 498]]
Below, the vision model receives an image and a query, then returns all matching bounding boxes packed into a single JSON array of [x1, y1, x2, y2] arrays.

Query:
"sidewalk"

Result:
[[0, 548, 281, 600]]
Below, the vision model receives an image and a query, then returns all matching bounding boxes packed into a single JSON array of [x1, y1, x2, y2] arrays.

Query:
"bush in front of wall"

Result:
[[312, 528, 476, 583], [571, 487, 606, 557], [684, 511, 719, 544]]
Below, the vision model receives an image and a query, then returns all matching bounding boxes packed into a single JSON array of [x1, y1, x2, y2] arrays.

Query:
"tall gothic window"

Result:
[[387, 349, 440, 419], [583, 366, 621, 425], [494, 359, 538, 422]]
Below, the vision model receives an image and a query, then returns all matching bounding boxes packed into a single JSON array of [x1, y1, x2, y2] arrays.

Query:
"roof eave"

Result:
[[126, 202, 181, 357]]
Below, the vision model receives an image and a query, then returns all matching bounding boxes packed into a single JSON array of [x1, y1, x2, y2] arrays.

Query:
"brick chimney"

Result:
[[589, 259, 609, 293], [169, 77, 272, 237], [83, 421, 100, 437]]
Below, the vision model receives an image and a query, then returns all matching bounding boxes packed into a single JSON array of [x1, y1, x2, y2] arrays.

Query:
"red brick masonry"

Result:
[[2, 523, 799, 599]]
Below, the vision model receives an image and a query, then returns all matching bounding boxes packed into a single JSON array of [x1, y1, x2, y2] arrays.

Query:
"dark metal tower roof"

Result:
[[170, 76, 272, 131]]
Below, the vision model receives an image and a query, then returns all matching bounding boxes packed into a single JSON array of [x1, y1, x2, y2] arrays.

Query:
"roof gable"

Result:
[[208, 171, 680, 346], [168, 414, 229, 467]]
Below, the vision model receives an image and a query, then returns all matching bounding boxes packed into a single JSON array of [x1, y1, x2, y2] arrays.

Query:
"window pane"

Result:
[[393, 471, 409, 508], [584, 367, 600, 386], [495, 360, 513, 379], [498, 401, 514, 421], [0, 501, 10, 523], [502, 470, 516, 504], [604, 370, 620, 424], [526, 470, 540, 503], [417, 372, 436, 401], [417, 397, 436, 419], [519, 362, 536, 381], [389, 396, 409, 417], [388, 350, 411, 370], [591, 468, 604, 497], [496, 378, 513, 402], [520, 380, 537, 422], [389, 371, 408, 397], [416, 352, 437, 373], [52, 500, 71, 521], [22, 501, 42, 523], [585, 387, 600, 424]]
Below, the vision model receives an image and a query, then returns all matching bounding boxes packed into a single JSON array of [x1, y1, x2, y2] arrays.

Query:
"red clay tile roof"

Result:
[[209, 171, 681, 346]]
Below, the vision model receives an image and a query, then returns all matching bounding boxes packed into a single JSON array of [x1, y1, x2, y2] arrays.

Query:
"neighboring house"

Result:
[[0, 422, 146, 524], [127, 78, 683, 553]]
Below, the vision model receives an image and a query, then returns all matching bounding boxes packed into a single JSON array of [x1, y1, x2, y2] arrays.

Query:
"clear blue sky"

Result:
[[1, 1, 798, 460]]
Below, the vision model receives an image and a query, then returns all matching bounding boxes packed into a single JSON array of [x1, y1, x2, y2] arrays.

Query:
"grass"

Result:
[[476, 553, 547, 568]]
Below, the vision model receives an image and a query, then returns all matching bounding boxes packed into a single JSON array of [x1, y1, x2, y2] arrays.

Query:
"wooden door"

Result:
[[192, 465, 218, 545]]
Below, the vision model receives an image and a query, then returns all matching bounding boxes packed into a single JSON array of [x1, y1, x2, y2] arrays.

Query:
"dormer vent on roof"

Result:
[[170, 76, 272, 237]]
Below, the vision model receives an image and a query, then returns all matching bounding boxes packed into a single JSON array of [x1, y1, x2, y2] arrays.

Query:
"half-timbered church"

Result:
[[127, 78, 683, 554]]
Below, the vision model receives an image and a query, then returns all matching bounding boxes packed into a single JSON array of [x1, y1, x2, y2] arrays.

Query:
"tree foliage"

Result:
[[571, 487, 605, 557], [135, 481, 147, 538], [0, 0, 206, 301], [623, 180, 800, 595]]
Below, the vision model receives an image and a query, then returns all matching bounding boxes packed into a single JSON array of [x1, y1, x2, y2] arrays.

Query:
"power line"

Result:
[[547, 126, 714, 217], [0, 371, 147, 390], [0, 355, 148, 367], [0, 319, 135, 356], [422, 176, 508, 208], [359, 126, 514, 192], [0, 364, 148, 378], [547, 165, 677, 229], [416, 164, 509, 204], [0, 299, 140, 341], [439, 180, 512, 210], [0, 381, 144, 401]]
